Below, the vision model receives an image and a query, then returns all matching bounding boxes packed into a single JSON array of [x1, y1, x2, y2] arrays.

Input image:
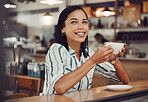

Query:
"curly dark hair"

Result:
[[54, 6, 89, 58]]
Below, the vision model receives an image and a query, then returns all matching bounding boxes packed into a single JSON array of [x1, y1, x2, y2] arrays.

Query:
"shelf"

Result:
[[142, 12, 148, 14], [118, 12, 148, 16], [119, 57, 148, 61], [88, 1, 148, 43], [89, 27, 148, 30], [117, 26, 148, 29], [89, 12, 148, 19], [89, 15, 115, 19], [116, 40, 148, 43], [91, 28, 114, 30]]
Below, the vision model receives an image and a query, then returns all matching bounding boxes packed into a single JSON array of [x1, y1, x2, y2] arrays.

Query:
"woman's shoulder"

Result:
[[49, 43, 67, 52], [50, 43, 62, 48]]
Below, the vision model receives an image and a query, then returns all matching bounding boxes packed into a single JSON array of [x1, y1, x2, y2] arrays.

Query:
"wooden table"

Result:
[[6, 80, 148, 102]]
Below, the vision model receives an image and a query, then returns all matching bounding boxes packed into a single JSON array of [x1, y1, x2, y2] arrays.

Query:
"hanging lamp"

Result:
[[42, 12, 54, 26], [40, 0, 63, 5], [4, 0, 16, 8], [102, 7, 115, 17]]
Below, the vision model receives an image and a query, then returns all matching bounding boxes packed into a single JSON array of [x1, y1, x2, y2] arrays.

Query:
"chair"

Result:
[[9, 75, 41, 96]]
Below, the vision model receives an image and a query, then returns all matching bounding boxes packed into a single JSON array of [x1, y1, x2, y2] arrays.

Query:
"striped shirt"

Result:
[[41, 43, 120, 95]]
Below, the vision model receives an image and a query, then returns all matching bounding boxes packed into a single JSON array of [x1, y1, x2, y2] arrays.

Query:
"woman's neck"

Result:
[[68, 42, 81, 61], [69, 42, 80, 53]]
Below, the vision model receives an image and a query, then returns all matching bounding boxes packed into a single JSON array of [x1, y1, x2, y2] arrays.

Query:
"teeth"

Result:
[[76, 33, 84, 35]]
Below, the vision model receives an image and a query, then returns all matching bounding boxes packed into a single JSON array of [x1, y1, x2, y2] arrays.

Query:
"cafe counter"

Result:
[[5, 79, 148, 102], [119, 56, 148, 61]]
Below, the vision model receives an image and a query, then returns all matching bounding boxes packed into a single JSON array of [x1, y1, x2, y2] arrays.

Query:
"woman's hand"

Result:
[[110, 43, 126, 60], [90, 44, 114, 64]]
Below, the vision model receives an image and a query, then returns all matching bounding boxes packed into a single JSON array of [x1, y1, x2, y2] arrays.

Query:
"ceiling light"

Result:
[[4, 0, 16, 8], [102, 7, 115, 17], [94, 8, 104, 17], [95, 7, 115, 17], [43, 12, 52, 17], [40, 0, 63, 5], [42, 12, 54, 26]]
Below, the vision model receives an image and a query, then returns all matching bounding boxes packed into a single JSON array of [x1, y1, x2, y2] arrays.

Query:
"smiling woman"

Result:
[[54, 6, 89, 59], [40, 6, 129, 95], [61, 9, 89, 51]]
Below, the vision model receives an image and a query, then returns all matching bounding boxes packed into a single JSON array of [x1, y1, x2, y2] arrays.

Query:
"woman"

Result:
[[91, 33, 109, 51], [41, 6, 129, 95]]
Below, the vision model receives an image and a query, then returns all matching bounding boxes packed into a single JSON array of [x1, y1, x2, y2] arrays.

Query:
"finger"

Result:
[[109, 54, 116, 60], [103, 42, 110, 48], [114, 54, 118, 57], [118, 51, 122, 56], [101, 49, 113, 60], [104, 42, 108, 45], [105, 48, 114, 56], [122, 47, 125, 53], [102, 43, 107, 48], [102, 44, 111, 51], [116, 51, 120, 56], [124, 43, 126, 47], [105, 54, 113, 61], [106, 45, 112, 50]]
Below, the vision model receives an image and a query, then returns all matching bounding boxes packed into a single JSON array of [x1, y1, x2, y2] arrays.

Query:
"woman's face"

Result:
[[62, 10, 89, 45]]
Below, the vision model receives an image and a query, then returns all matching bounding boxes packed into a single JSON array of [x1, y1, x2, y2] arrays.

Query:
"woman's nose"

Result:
[[78, 23, 84, 29]]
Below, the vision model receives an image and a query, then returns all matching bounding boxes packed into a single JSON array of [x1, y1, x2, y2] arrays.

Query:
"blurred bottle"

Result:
[[143, 16, 148, 27], [27, 63, 31, 77], [97, 19, 103, 28], [37, 63, 41, 78], [40, 63, 45, 78], [30, 63, 34, 77], [137, 19, 142, 27], [124, 0, 130, 6]]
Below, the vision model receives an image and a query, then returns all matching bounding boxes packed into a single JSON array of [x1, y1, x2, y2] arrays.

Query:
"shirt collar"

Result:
[[68, 45, 89, 58], [68, 45, 75, 56]]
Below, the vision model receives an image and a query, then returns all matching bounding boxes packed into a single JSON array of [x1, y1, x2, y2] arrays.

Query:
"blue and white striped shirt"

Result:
[[41, 43, 120, 95]]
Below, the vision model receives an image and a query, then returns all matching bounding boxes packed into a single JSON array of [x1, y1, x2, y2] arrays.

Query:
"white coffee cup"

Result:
[[105, 42, 124, 54]]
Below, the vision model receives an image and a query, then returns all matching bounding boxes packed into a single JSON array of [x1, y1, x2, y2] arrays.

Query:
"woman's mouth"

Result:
[[74, 32, 85, 37]]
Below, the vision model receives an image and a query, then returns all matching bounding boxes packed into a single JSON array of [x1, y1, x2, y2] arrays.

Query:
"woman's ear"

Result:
[[62, 27, 65, 33]]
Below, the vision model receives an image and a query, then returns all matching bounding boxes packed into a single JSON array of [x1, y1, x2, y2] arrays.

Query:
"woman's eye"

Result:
[[83, 21, 88, 24], [71, 21, 77, 24]]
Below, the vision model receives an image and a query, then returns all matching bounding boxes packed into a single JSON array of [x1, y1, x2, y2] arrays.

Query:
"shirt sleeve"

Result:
[[94, 62, 121, 83], [41, 43, 68, 95]]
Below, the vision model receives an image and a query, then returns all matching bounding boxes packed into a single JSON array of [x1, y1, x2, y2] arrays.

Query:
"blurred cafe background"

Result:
[[1, 0, 148, 100]]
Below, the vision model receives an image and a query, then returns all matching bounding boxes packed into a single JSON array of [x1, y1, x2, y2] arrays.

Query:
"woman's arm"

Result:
[[110, 43, 129, 84], [112, 58, 129, 84], [54, 45, 114, 95], [54, 58, 96, 95]]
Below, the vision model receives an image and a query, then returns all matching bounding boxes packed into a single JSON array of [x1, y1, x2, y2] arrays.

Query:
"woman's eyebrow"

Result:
[[69, 18, 88, 21], [69, 18, 77, 21], [83, 19, 88, 21]]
